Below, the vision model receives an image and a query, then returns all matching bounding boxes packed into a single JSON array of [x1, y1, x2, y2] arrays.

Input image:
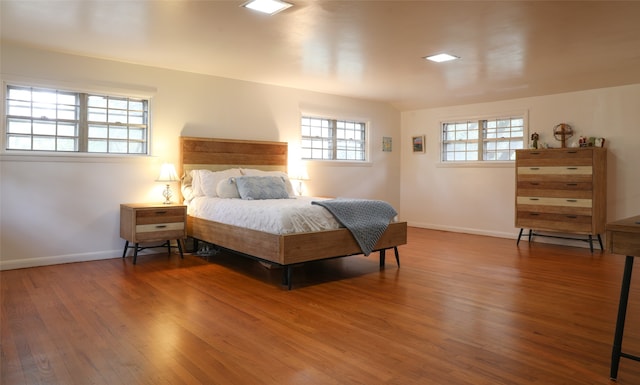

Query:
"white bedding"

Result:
[[187, 196, 341, 234]]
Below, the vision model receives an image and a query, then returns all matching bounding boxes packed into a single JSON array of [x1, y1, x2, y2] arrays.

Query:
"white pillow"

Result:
[[235, 176, 291, 200], [190, 170, 204, 197], [240, 168, 296, 197], [181, 184, 195, 203], [197, 169, 243, 197], [216, 177, 241, 199]]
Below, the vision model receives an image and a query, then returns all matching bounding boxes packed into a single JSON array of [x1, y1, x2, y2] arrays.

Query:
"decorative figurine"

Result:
[[531, 132, 539, 149]]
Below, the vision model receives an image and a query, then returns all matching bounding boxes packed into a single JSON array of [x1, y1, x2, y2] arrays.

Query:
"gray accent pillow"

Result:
[[235, 176, 291, 200]]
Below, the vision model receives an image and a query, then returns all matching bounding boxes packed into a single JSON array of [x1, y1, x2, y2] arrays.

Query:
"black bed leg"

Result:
[[282, 266, 292, 290], [379, 249, 386, 268], [394, 247, 400, 267]]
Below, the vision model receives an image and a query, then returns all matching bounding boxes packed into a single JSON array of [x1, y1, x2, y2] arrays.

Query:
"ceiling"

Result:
[[2, 1, 640, 111]]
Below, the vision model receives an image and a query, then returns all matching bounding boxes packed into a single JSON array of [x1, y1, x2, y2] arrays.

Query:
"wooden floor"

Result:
[[2, 227, 640, 385]]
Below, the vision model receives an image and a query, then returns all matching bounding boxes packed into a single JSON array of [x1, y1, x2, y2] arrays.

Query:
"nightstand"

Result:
[[120, 203, 187, 264]]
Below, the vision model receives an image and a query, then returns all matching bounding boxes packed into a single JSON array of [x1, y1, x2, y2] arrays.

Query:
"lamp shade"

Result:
[[290, 171, 309, 181], [157, 163, 179, 182], [289, 164, 309, 181]]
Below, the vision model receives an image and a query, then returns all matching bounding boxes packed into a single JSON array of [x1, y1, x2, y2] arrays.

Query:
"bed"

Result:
[[179, 136, 408, 288]]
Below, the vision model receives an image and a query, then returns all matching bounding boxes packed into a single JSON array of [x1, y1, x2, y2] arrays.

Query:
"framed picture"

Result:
[[382, 136, 392, 152], [412, 135, 425, 153]]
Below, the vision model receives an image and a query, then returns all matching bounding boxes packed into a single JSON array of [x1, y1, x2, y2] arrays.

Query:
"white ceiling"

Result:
[[2, 1, 640, 111]]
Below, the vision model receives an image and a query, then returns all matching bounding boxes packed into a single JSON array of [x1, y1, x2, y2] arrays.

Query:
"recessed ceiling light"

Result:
[[242, 0, 293, 15], [424, 53, 459, 63]]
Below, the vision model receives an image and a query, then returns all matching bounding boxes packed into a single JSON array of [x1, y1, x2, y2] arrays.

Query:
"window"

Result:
[[301, 116, 367, 161], [5, 85, 149, 154], [441, 115, 525, 162]]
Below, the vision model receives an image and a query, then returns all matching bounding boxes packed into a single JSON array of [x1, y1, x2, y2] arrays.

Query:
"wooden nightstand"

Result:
[[120, 203, 187, 264]]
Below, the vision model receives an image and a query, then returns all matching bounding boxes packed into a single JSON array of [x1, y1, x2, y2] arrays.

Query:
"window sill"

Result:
[[0, 151, 153, 164], [436, 161, 514, 168], [303, 159, 372, 167]]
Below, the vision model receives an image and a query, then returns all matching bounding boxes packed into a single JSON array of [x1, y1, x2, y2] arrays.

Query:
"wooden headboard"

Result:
[[179, 136, 288, 178]]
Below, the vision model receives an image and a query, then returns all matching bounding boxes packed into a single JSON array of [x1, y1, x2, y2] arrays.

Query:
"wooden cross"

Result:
[[555, 124, 572, 148]]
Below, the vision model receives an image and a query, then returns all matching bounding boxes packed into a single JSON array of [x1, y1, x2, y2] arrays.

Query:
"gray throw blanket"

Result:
[[312, 198, 398, 256]]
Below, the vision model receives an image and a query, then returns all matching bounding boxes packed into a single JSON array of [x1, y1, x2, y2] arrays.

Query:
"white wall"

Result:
[[400, 84, 640, 245], [0, 42, 401, 269]]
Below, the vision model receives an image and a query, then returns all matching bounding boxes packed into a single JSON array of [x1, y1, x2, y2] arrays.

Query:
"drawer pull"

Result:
[[529, 182, 540, 186], [529, 213, 540, 216], [567, 151, 578, 154], [566, 183, 578, 186], [566, 167, 578, 170], [530, 152, 541, 155], [155, 225, 167, 229], [529, 198, 540, 201], [566, 215, 578, 219], [529, 167, 540, 171], [155, 211, 168, 215], [566, 199, 578, 202]]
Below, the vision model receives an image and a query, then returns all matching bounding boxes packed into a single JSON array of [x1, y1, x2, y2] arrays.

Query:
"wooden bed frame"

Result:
[[179, 136, 408, 288]]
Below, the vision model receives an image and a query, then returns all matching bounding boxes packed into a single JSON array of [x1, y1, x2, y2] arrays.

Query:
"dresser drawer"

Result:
[[516, 211, 593, 233], [517, 166, 592, 176], [516, 149, 593, 166], [517, 173, 593, 183], [517, 181, 592, 191], [517, 186, 592, 200], [517, 196, 592, 208]]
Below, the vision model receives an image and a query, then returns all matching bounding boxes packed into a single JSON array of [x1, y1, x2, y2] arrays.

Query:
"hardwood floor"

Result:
[[2, 227, 640, 384]]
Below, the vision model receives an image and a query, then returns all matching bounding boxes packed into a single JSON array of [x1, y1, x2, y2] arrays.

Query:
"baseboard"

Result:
[[0, 247, 166, 271], [406, 222, 600, 250], [407, 221, 518, 240]]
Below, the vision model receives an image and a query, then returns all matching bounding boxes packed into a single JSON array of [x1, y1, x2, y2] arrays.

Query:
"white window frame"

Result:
[[301, 115, 368, 162], [440, 111, 528, 165], [3, 82, 151, 156]]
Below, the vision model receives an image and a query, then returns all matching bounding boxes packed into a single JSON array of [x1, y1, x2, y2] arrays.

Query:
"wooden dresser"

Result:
[[515, 147, 607, 251]]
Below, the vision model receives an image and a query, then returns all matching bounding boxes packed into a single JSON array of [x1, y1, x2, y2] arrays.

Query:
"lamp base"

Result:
[[162, 184, 173, 204]]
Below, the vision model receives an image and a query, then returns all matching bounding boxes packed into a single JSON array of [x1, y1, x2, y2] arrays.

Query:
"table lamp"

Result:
[[157, 163, 179, 204], [290, 170, 309, 196]]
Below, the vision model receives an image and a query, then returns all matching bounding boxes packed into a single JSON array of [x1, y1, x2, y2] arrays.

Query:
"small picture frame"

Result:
[[412, 135, 425, 153], [382, 137, 392, 152]]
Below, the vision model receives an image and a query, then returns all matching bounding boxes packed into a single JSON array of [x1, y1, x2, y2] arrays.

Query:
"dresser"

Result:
[[515, 147, 607, 251], [120, 203, 187, 264]]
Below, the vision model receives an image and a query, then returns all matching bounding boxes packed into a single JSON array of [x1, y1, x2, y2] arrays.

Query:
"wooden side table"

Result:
[[120, 203, 187, 264], [606, 215, 640, 380]]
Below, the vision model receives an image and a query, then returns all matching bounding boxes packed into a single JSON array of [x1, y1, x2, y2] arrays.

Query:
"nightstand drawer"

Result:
[[136, 222, 184, 233], [136, 207, 185, 225], [135, 225, 185, 242]]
